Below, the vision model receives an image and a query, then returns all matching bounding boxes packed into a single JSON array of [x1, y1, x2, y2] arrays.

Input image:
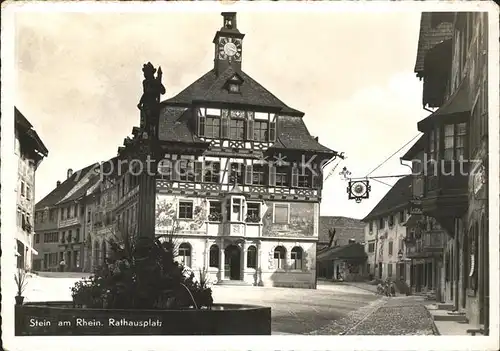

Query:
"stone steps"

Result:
[[430, 309, 468, 322], [216, 279, 252, 286]]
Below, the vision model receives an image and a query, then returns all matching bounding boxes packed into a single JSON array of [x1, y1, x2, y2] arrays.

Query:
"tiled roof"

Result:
[[414, 13, 454, 77], [270, 115, 336, 154], [362, 175, 412, 222], [401, 135, 425, 161], [318, 216, 365, 246], [58, 174, 100, 204], [163, 67, 303, 115], [158, 107, 204, 143], [317, 243, 367, 262], [35, 164, 96, 209], [417, 78, 471, 132], [15, 107, 49, 157]]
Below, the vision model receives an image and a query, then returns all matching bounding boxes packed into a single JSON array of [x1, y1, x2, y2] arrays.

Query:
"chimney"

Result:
[[57, 181, 61, 187], [67, 168, 73, 179]]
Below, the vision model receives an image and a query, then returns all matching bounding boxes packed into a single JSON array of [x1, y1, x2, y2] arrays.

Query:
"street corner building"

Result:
[[411, 11, 489, 332], [33, 13, 341, 289], [360, 12, 490, 334], [13, 108, 48, 270]]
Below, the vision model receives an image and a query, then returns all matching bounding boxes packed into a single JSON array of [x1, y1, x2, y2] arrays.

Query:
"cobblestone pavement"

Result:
[[344, 296, 438, 335], [212, 284, 380, 334]]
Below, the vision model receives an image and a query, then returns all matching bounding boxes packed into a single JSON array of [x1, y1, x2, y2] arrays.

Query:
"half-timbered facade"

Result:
[[113, 12, 339, 288]]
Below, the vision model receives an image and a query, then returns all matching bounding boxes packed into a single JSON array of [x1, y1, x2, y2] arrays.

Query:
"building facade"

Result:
[[362, 176, 412, 284], [34, 165, 99, 272], [110, 12, 339, 288], [401, 136, 446, 300], [412, 12, 489, 332], [14, 108, 48, 270]]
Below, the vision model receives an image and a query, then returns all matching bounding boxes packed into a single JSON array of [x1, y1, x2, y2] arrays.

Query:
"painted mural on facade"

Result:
[[155, 195, 208, 233], [262, 202, 314, 237]]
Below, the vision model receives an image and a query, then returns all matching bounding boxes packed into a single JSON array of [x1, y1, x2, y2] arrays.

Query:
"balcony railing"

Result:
[[406, 231, 445, 257]]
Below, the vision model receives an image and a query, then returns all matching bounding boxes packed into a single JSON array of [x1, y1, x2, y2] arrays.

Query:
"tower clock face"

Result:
[[218, 37, 242, 61]]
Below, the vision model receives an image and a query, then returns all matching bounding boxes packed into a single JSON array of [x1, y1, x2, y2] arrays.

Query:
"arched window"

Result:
[[291, 246, 303, 270], [101, 241, 107, 265], [209, 244, 219, 268], [247, 245, 257, 269], [179, 243, 192, 267], [273, 246, 286, 269]]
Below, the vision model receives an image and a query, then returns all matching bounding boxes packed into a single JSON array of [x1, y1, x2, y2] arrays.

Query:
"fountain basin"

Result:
[[15, 301, 271, 335]]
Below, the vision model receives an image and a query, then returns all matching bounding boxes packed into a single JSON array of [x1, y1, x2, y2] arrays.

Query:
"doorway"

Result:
[[224, 245, 241, 280]]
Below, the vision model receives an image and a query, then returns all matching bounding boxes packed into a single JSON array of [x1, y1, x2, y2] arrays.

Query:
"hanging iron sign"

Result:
[[347, 179, 371, 203]]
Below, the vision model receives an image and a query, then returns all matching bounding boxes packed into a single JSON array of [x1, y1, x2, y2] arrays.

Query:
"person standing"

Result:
[[59, 258, 66, 272]]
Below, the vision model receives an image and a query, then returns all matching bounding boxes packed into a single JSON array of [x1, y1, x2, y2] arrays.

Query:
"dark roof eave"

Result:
[[268, 145, 338, 156], [362, 202, 410, 222]]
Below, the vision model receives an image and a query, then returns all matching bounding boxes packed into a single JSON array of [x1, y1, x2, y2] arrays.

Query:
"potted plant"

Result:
[[14, 269, 29, 305]]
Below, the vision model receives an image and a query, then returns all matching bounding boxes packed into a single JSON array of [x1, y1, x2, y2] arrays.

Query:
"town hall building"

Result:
[[35, 12, 340, 289]]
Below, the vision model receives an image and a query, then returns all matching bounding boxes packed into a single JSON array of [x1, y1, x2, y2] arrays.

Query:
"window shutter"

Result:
[[291, 165, 299, 187], [268, 165, 276, 186], [246, 119, 254, 140], [245, 164, 253, 185], [194, 162, 203, 182], [198, 115, 206, 136], [268, 122, 276, 142], [172, 160, 180, 180], [221, 117, 229, 139], [311, 173, 318, 189]]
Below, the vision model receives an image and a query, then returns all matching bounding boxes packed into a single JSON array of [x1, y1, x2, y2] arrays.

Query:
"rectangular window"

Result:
[[455, 123, 466, 159], [379, 218, 385, 230], [229, 163, 244, 185], [275, 166, 290, 187], [178, 160, 195, 182], [368, 242, 375, 253], [399, 211, 405, 223], [230, 119, 245, 140], [388, 263, 393, 277], [296, 168, 312, 188], [205, 116, 220, 138], [208, 201, 222, 222], [203, 162, 220, 183], [76, 228, 80, 242], [274, 204, 289, 224], [444, 124, 454, 160], [178, 201, 194, 219], [369, 221, 373, 232], [388, 215, 395, 227], [232, 198, 243, 222], [246, 203, 261, 223], [26, 186, 31, 200], [21, 181, 25, 197], [253, 121, 268, 141], [35, 234, 40, 244], [388, 241, 394, 255], [252, 164, 265, 185], [87, 210, 91, 224]]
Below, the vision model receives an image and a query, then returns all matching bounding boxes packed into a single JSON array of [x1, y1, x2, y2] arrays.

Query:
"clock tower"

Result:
[[213, 12, 245, 75]]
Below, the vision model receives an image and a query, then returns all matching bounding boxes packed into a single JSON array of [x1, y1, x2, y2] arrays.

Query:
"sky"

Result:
[[14, 9, 429, 219]]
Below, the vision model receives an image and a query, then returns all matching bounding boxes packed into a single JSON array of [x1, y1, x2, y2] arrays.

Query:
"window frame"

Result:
[[246, 202, 261, 223], [178, 243, 192, 267], [208, 200, 223, 222], [247, 245, 257, 269], [178, 200, 194, 220], [209, 244, 220, 268], [291, 246, 303, 270], [273, 246, 286, 270]]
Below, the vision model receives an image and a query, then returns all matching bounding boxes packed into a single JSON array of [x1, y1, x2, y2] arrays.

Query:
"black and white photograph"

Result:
[[1, 1, 499, 350]]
